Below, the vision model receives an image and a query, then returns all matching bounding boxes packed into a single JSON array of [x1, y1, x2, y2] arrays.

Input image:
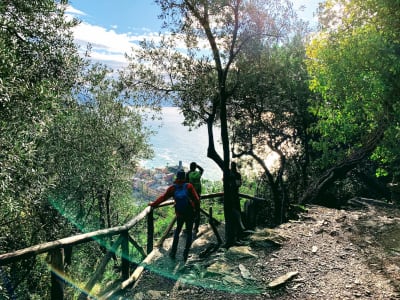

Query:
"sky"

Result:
[[66, 0, 321, 70], [65, 1, 322, 177]]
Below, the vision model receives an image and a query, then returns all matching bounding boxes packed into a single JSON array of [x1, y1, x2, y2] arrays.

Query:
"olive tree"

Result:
[[123, 0, 297, 245], [0, 0, 82, 297], [0, 1, 154, 297], [231, 35, 313, 225], [0, 0, 82, 230], [45, 63, 154, 233]]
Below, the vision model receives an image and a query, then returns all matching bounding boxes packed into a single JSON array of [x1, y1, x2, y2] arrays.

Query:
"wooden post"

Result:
[[147, 208, 154, 254], [200, 207, 220, 225], [209, 207, 222, 245], [50, 248, 64, 300], [155, 216, 176, 248], [102, 249, 158, 299], [128, 235, 146, 259], [121, 231, 129, 280], [78, 235, 124, 300]]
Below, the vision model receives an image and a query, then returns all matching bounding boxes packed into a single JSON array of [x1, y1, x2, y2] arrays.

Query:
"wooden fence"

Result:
[[0, 192, 263, 299]]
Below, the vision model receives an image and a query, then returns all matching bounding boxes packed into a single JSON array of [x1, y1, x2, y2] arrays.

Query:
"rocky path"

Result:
[[122, 199, 400, 299]]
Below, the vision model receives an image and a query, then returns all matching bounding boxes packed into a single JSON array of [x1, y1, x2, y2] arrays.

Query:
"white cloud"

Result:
[[73, 23, 138, 56], [65, 5, 86, 16], [67, 1, 320, 70], [67, 5, 164, 69], [71, 21, 180, 70]]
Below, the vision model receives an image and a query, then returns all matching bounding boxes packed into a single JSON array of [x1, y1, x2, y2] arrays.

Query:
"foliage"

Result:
[[44, 63, 154, 233], [0, 0, 81, 239], [152, 206, 176, 239], [0, 1, 155, 298], [239, 175, 257, 196], [202, 178, 223, 194], [0, 1, 82, 298], [306, 0, 400, 177], [230, 33, 314, 224]]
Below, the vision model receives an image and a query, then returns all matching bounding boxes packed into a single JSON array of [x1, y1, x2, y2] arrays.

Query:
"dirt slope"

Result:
[[124, 199, 400, 300]]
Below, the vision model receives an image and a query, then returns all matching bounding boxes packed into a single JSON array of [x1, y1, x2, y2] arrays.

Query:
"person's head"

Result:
[[176, 170, 186, 181], [190, 162, 197, 171]]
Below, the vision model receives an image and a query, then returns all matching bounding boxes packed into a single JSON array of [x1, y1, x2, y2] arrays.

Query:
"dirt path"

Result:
[[124, 199, 400, 299]]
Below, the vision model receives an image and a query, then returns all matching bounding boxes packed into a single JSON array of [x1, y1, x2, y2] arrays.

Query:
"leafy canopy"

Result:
[[306, 0, 400, 171]]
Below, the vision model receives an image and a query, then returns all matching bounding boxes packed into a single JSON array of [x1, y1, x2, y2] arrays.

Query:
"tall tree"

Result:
[[302, 0, 400, 204], [0, 0, 82, 298], [231, 35, 313, 225], [122, 0, 293, 243], [0, 1, 154, 298], [45, 63, 154, 233], [123, 0, 296, 246], [0, 0, 82, 243]]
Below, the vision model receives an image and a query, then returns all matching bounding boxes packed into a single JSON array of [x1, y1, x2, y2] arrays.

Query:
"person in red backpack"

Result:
[[148, 170, 200, 261]]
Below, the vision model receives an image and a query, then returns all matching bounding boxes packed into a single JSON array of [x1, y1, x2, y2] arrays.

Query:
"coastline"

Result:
[[142, 107, 223, 182]]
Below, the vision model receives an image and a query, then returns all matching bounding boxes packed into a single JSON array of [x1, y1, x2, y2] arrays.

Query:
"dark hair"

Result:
[[190, 162, 197, 171], [176, 170, 186, 180]]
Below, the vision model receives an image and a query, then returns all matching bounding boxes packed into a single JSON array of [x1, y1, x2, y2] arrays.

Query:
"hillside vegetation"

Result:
[[1, 0, 400, 298]]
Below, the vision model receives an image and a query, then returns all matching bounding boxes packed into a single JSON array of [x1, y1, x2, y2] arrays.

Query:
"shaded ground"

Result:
[[121, 198, 400, 299]]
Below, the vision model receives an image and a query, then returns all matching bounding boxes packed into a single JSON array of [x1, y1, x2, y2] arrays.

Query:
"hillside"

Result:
[[120, 199, 400, 299]]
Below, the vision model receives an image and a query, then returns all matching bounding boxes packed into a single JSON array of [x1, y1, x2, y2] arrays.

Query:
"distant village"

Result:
[[132, 163, 182, 202], [132, 161, 224, 203]]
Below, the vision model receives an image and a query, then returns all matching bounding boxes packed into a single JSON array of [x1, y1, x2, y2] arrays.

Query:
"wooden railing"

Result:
[[0, 192, 263, 299]]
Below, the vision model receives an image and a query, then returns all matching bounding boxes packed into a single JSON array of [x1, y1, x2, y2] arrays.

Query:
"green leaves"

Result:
[[0, 0, 81, 219], [306, 0, 400, 170], [0, 2, 154, 296], [44, 64, 154, 231]]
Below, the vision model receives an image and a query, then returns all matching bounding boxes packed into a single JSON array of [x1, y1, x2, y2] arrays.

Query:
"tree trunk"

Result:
[[105, 189, 111, 228], [50, 248, 64, 300], [241, 149, 286, 226], [206, 116, 223, 169], [300, 125, 386, 205], [97, 189, 106, 229], [206, 99, 236, 246], [221, 86, 237, 246]]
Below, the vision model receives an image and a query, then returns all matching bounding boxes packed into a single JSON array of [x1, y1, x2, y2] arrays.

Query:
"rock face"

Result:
[[125, 201, 400, 300]]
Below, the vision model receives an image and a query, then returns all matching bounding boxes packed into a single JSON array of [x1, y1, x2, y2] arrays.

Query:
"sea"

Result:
[[140, 107, 223, 181]]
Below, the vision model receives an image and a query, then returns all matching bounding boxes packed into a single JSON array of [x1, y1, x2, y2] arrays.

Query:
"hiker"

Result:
[[186, 162, 204, 234], [148, 170, 200, 261]]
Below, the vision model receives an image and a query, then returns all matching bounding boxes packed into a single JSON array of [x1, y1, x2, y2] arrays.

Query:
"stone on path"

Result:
[[249, 228, 288, 248], [225, 246, 258, 259], [239, 264, 255, 280], [268, 271, 299, 288], [207, 262, 235, 276]]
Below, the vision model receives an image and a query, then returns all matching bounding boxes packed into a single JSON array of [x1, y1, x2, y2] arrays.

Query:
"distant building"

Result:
[[132, 163, 183, 202]]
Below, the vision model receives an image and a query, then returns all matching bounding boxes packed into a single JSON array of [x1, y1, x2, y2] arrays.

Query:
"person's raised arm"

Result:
[[148, 185, 175, 207], [197, 164, 204, 175]]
